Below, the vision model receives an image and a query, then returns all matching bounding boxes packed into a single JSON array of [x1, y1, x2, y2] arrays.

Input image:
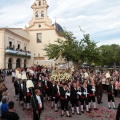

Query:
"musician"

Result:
[[54, 81, 61, 112], [19, 80, 24, 105], [49, 81, 56, 108], [87, 80, 98, 110], [42, 77, 51, 100], [35, 81, 44, 95], [14, 78, 19, 101], [12, 70, 16, 83], [32, 75, 38, 85], [107, 80, 116, 109], [96, 78, 103, 104], [23, 86, 31, 110], [60, 83, 71, 117], [70, 82, 80, 115], [32, 89, 42, 120], [80, 82, 89, 113], [35, 81, 44, 110]]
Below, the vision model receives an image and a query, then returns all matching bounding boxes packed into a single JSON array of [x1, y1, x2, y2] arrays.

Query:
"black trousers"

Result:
[[71, 98, 79, 107], [15, 88, 19, 95], [33, 110, 40, 120], [114, 89, 118, 97], [108, 94, 114, 102], [102, 84, 106, 91], [88, 96, 96, 102], [19, 91, 24, 101], [55, 96, 60, 104], [51, 96, 54, 101], [26, 95, 31, 103], [12, 77, 15, 83], [81, 97, 89, 105], [60, 99, 68, 111], [96, 93, 102, 103]]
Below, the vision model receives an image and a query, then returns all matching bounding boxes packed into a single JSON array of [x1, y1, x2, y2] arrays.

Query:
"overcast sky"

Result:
[[0, 0, 120, 46]]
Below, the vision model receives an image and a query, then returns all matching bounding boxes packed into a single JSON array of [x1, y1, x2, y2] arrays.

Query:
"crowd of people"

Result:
[[0, 74, 19, 120], [0, 69, 12, 81], [0, 66, 120, 120]]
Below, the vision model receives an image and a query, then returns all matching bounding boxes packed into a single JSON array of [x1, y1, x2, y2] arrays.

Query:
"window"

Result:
[[35, 11, 39, 18], [24, 46, 26, 51], [37, 33, 42, 43], [18, 44, 20, 49], [39, 1, 41, 5], [41, 11, 44, 18]]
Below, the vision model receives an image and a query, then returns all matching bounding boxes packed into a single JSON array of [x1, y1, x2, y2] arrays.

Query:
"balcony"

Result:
[[5, 48, 31, 57]]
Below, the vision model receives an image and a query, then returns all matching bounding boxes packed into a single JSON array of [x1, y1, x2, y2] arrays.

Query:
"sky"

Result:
[[0, 0, 120, 46]]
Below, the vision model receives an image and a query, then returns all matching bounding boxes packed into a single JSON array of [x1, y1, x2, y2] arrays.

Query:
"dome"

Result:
[[52, 23, 64, 35]]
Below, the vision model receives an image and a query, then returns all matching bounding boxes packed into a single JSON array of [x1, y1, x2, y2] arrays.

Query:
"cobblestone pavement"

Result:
[[3, 76, 120, 120]]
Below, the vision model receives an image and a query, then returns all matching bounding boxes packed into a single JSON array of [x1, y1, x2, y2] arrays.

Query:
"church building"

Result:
[[0, 0, 64, 69]]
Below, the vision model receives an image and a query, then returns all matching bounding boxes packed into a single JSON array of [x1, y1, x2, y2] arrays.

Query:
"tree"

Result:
[[44, 29, 100, 69], [99, 44, 120, 66]]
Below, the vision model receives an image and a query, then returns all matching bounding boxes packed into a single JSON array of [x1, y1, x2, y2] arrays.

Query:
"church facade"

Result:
[[0, 0, 64, 69]]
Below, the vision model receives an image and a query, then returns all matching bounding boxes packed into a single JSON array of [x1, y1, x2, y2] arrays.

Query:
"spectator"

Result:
[[1, 101, 19, 120], [1, 98, 8, 115]]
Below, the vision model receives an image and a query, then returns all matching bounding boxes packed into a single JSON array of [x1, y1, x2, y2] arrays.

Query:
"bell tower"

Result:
[[26, 0, 52, 29], [32, 0, 48, 20]]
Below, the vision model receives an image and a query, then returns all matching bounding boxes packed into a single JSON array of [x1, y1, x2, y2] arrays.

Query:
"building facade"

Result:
[[0, 0, 64, 69]]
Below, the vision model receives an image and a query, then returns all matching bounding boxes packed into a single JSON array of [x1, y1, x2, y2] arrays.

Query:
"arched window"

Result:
[[16, 58, 21, 68], [24, 59, 27, 68], [8, 58, 12, 69], [39, 1, 41, 5], [41, 11, 44, 18], [35, 11, 39, 18]]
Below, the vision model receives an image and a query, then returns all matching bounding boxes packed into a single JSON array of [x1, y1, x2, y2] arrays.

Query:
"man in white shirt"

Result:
[[12, 70, 16, 83], [32, 89, 42, 120]]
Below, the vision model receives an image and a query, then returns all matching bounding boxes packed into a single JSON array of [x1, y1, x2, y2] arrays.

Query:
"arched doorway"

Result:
[[8, 58, 12, 69], [24, 59, 27, 68], [16, 58, 21, 68]]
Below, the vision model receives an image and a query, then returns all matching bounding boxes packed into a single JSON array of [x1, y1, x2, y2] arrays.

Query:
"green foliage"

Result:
[[44, 29, 120, 67], [99, 44, 120, 66], [44, 29, 100, 66]]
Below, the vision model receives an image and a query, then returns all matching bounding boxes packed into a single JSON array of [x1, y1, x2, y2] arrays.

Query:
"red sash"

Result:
[[26, 92, 31, 96], [56, 93, 60, 97], [38, 104, 41, 110], [60, 96, 66, 100], [45, 85, 48, 89], [81, 96, 86, 98], [89, 93, 94, 96]]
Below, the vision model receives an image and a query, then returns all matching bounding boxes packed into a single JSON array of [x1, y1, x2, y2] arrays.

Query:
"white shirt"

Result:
[[27, 88, 29, 92], [21, 84, 23, 89], [12, 72, 16, 77], [36, 95, 42, 108], [102, 78, 106, 84], [57, 86, 60, 94]]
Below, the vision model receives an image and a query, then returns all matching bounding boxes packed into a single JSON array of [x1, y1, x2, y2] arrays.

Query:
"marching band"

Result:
[[10, 66, 119, 120]]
